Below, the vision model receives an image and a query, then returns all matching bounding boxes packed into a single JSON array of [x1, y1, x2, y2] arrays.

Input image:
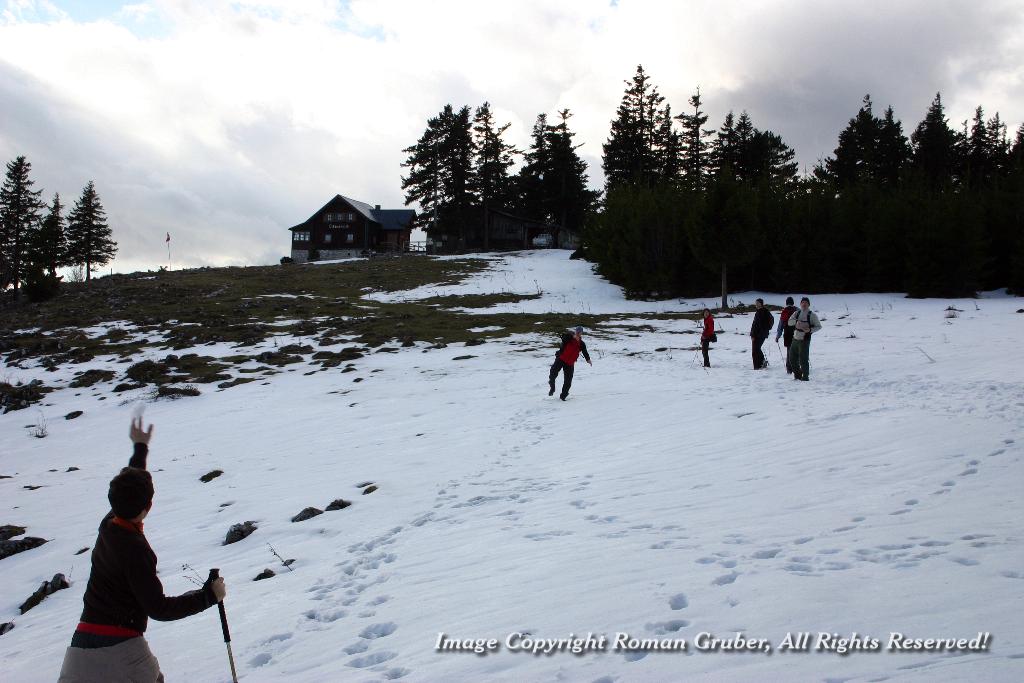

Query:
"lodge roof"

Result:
[[289, 194, 415, 231]]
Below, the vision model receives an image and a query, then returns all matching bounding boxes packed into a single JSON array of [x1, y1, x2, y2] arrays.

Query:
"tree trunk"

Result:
[[483, 203, 489, 251], [86, 257, 91, 282], [720, 262, 727, 310]]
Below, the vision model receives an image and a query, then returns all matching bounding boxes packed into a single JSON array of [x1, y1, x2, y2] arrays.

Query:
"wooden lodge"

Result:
[[289, 195, 416, 262]]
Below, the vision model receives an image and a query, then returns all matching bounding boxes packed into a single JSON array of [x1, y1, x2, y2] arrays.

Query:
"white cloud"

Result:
[[1, 0, 1022, 272]]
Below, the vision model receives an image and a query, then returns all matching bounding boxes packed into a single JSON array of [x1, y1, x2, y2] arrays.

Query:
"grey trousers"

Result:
[[58, 637, 164, 683]]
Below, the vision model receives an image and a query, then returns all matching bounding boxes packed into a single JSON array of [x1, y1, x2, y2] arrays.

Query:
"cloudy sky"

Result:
[[2, 0, 1022, 272]]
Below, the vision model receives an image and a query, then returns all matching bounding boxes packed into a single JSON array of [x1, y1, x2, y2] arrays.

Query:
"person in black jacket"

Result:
[[549, 326, 592, 400], [58, 418, 227, 683], [749, 298, 774, 369]]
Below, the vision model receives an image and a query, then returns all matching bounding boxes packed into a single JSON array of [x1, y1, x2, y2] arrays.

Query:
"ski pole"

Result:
[[209, 569, 238, 683]]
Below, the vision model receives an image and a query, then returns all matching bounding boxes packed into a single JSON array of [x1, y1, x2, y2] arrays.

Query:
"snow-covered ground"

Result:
[[2, 251, 1023, 682]]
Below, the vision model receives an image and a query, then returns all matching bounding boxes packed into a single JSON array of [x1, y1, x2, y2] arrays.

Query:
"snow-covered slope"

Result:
[[2, 251, 1022, 682]]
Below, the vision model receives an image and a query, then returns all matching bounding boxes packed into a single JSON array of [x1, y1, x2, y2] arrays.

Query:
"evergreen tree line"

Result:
[[587, 66, 1024, 302], [401, 103, 599, 249], [0, 156, 116, 301]]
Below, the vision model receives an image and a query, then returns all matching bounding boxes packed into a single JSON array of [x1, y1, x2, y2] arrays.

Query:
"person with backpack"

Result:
[[58, 418, 227, 683], [775, 296, 799, 374], [549, 326, 591, 400], [786, 297, 822, 381], [749, 298, 774, 369], [700, 308, 715, 367]]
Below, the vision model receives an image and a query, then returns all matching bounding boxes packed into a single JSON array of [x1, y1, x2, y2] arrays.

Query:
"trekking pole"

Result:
[[209, 569, 238, 683]]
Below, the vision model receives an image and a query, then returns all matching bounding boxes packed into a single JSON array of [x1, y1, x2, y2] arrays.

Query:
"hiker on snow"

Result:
[[775, 296, 799, 374], [700, 308, 715, 367], [549, 326, 591, 400], [58, 418, 227, 683], [787, 297, 822, 381], [749, 298, 774, 369]]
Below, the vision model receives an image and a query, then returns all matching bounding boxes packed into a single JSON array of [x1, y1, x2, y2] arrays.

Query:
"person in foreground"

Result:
[[787, 297, 822, 381], [58, 418, 227, 683], [549, 326, 592, 400]]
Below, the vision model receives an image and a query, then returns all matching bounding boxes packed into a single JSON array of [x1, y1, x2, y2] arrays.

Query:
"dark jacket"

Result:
[[750, 308, 774, 338], [556, 333, 590, 366], [79, 443, 214, 633]]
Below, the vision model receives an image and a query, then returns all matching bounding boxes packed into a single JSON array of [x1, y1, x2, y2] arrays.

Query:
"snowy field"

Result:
[[2, 250, 1023, 682]]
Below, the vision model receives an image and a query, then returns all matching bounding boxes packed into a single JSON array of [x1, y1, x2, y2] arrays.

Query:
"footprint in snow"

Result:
[[347, 651, 398, 668], [712, 572, 739, 586], [959, 468, 977, 476], [668, 593, 688, 610], [949, 557, 980, 566], [360, 622, 397, 639], [383, 668, 410, 680], [646, 619, 689, 634], [343, 641, 369, 654], [249, 653, 272, 667], [751, 548, 782, 559], [793, 536, 814, 545], [904, 499, 919, 506]]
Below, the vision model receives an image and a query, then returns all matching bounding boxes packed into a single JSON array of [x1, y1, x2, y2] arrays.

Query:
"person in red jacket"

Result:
[[700, 308, 715, 367], [774, 296, 799, 374], [548, 326, 592, 400], [58, 418, 227, 683]]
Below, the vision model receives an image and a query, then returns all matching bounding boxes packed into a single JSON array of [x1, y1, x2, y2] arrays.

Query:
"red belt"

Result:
[[76, 622, 142, 638]]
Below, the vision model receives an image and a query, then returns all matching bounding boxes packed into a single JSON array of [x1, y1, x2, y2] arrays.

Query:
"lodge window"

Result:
[[324, 233, 332, 244], [346, 233, 354, 243], [293, 231, 310, 242]]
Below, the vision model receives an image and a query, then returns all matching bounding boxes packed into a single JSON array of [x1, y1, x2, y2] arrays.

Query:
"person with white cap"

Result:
[[548, 326, 592, 400]]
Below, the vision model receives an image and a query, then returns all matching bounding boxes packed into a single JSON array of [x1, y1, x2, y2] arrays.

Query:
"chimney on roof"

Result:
[[375, 204, 381, 211]]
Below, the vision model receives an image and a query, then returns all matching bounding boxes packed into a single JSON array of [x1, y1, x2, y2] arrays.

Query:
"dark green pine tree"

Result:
[[676, 88, 712, 192], [732, 111, 757, 180], [602, 65, 664, 190], [439, 105, 475, 247], [964, 105, 994, 188], [516, 113, 552, 222], [711, 111, 740, 176], [65, 181, 117, 281], [401, 104, 475, 249], [746, 130, 798, 189], [1010, 124, 1024, 169], [874, 106, 912, 186], [654, 103, 684, 185], [471, 102, 519, 249], [401, 111, 446, 228], [0, 155, 45, 297], [29, 192, 69, 277], [987, 113, 1010, 177], [689, 170, 762, 309], [826, 95, 881, 188], [544, 109, 601, 238], [911, 93, 961, 190]]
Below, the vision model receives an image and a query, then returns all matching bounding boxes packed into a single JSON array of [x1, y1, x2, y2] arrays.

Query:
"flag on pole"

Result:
[[166, 232, 171, 243]]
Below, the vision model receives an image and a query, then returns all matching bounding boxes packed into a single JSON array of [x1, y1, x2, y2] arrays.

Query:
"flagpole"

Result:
[[166, 233, 171, 271]]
